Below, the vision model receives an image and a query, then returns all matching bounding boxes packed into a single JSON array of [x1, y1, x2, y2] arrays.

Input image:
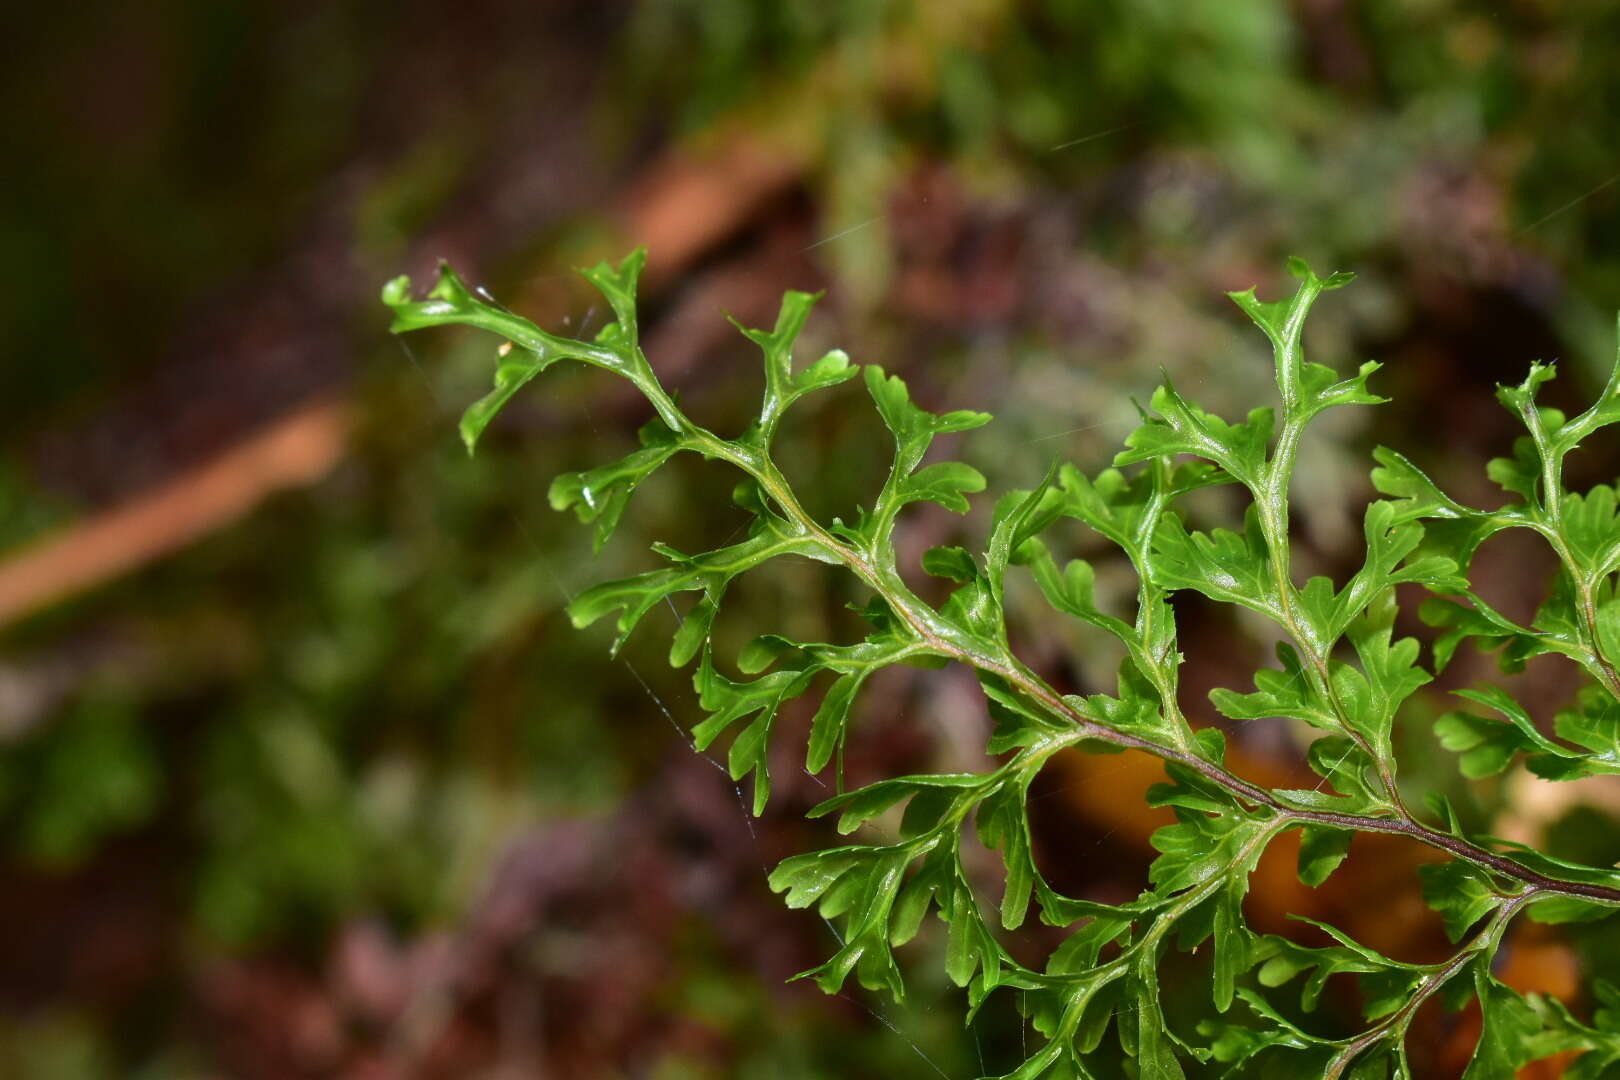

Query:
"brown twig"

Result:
[[0, 398, 346, 628]]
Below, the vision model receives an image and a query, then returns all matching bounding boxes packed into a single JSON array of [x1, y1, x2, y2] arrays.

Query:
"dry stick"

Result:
[[0, 398, 347, 628]]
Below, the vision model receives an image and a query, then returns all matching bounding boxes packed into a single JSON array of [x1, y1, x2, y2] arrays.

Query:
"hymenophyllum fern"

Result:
[[384, 252, 1620, 1078]]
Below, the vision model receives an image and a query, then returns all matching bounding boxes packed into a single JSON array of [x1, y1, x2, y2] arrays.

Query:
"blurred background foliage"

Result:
[[3, 1, 1620, 1076]]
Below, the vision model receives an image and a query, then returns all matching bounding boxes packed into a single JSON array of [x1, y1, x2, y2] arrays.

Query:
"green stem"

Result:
[[692, 430, 1620, 908], [1323, 891, 1533, 1079], [1259, 413, 1404, 809], [1521, 401, 1620, 699]]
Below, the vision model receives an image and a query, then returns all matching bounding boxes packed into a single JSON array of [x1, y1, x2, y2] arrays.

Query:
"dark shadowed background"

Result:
[[3, 1, 1620, 1076]]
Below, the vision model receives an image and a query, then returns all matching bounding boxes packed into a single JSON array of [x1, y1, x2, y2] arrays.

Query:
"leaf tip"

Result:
[[380, 274, 412, 308], [458, 413, 483, 456]]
